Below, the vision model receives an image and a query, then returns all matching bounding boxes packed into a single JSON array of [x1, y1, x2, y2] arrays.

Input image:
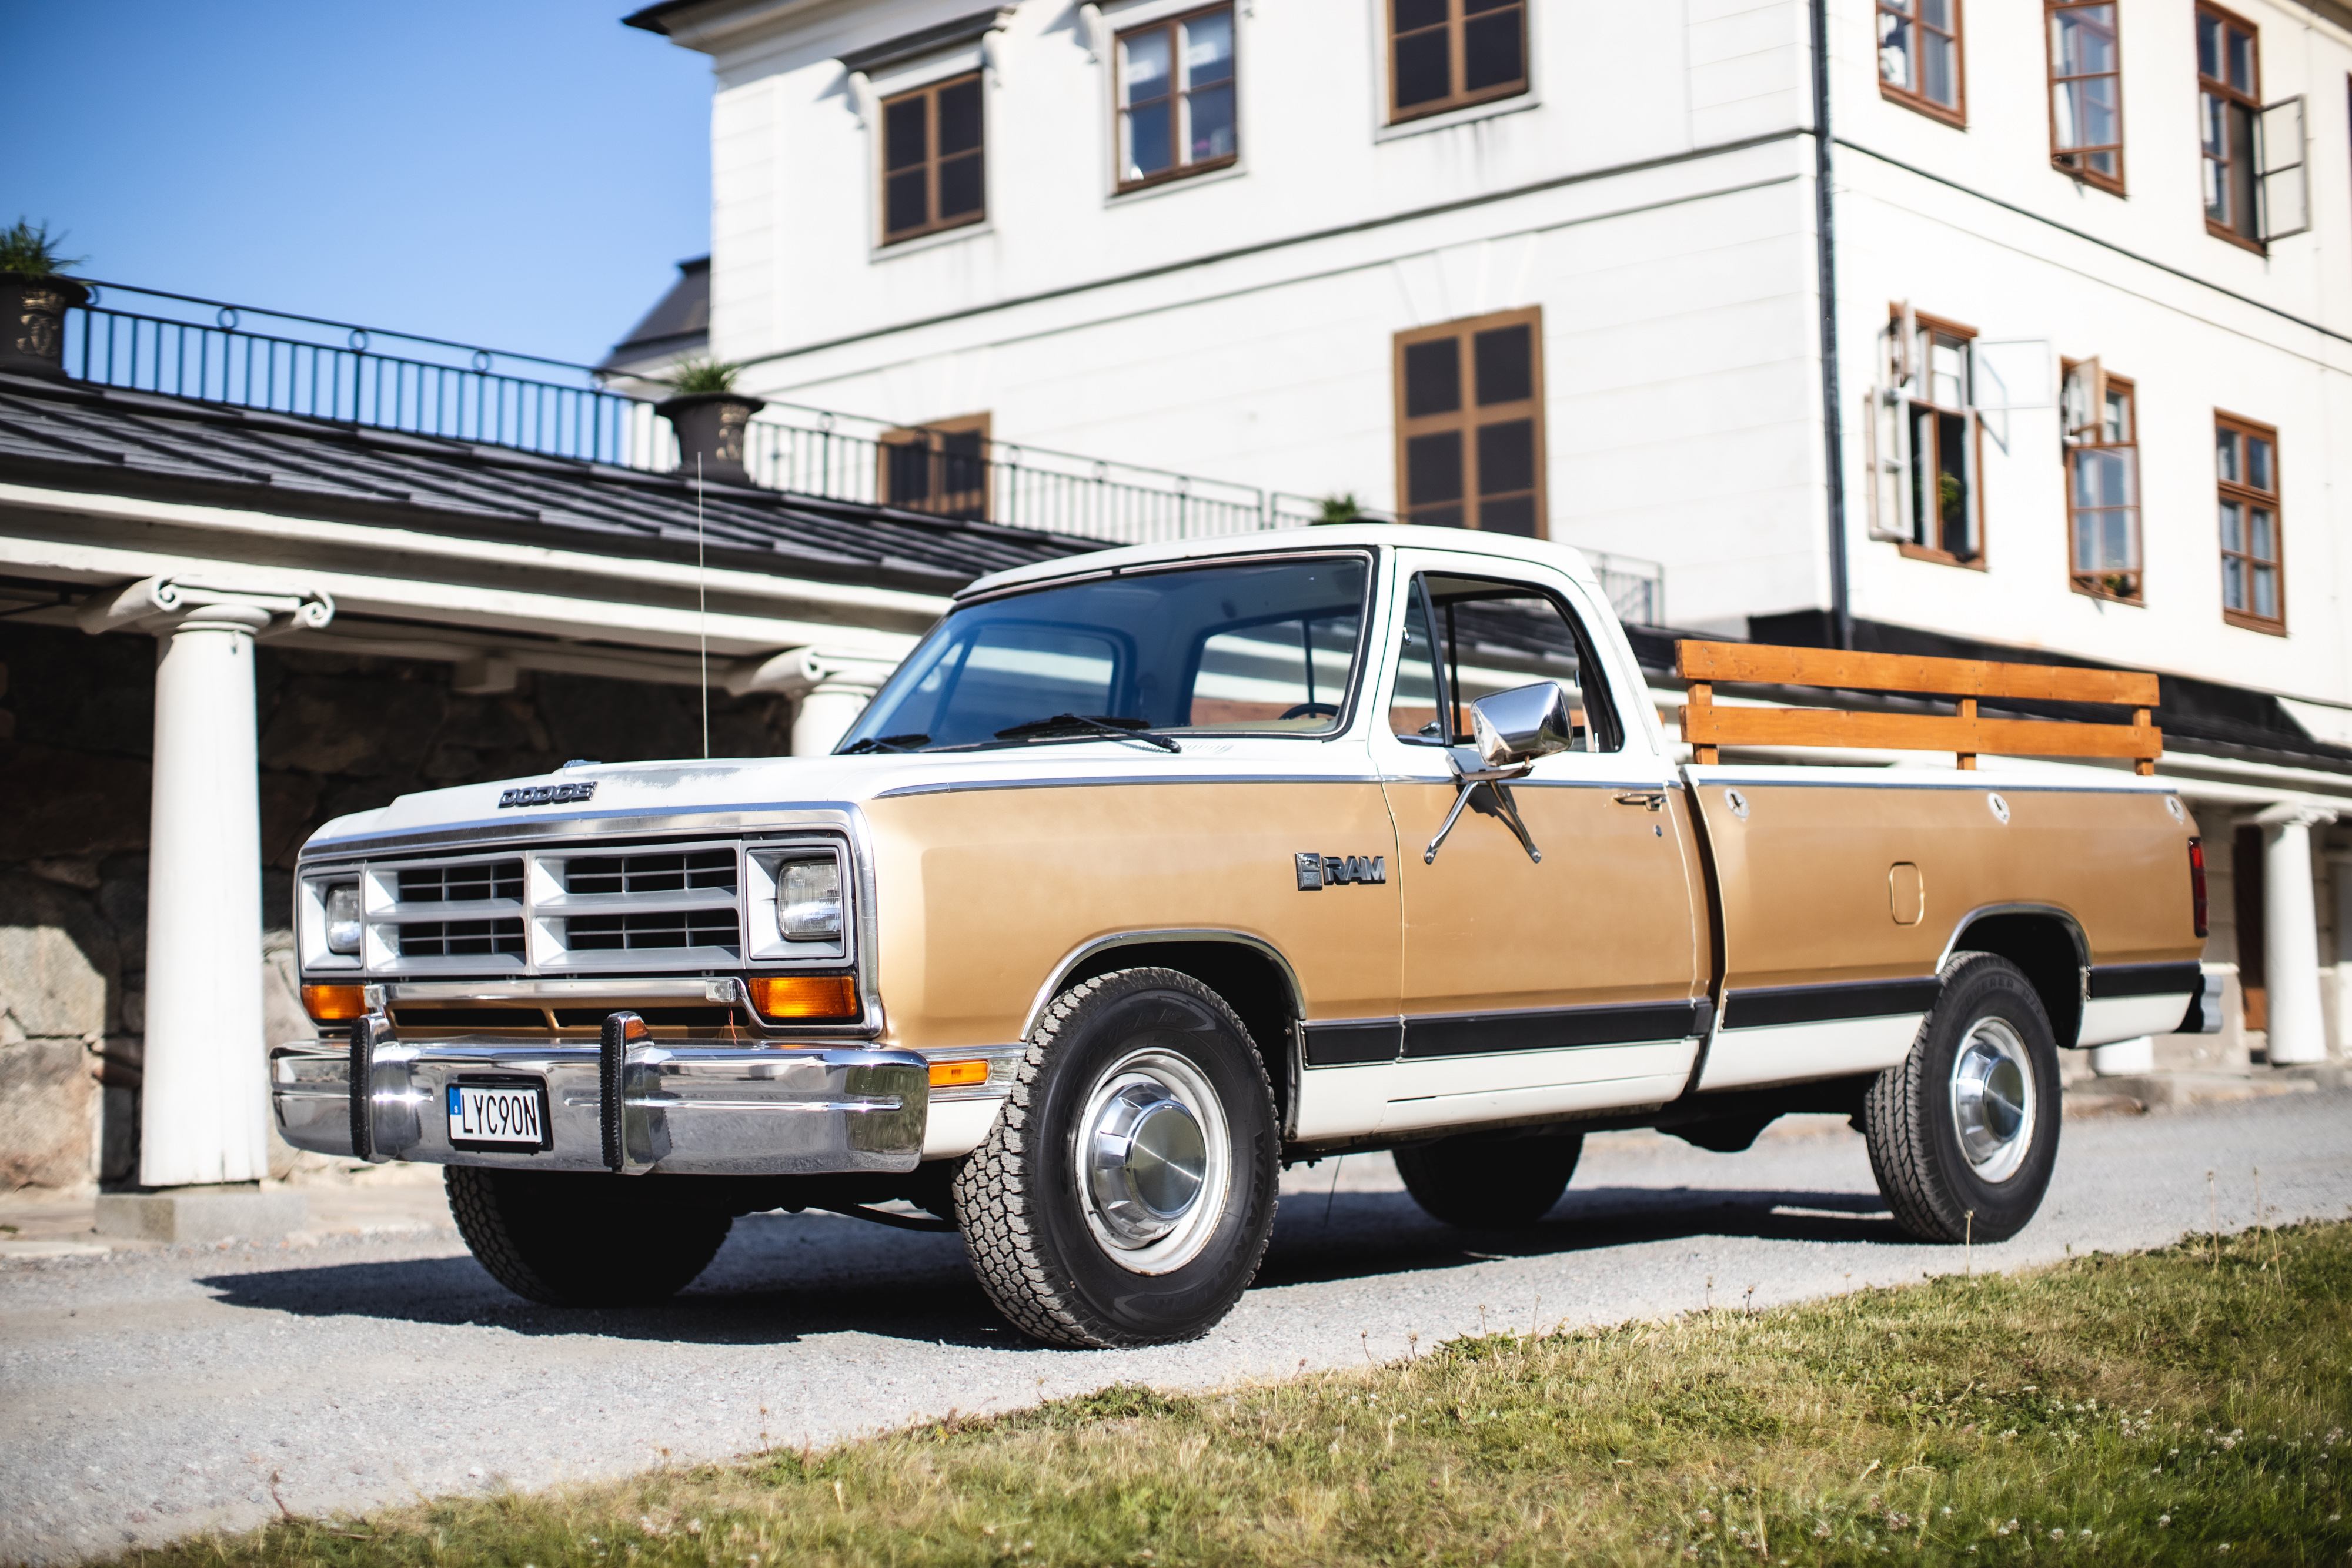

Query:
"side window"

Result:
[[1389, 574, 1621, 753]]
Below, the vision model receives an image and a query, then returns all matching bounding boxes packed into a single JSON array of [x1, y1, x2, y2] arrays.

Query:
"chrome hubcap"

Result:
[[1949, 1017, 2036, 1183], [1078, 1049, 1230, 1275]]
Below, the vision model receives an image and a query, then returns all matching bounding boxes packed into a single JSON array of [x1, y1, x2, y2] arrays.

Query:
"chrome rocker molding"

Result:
[[273, 1013, 927, 1177]]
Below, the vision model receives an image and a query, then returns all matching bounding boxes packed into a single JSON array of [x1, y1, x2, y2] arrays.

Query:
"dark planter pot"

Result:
[[657, 392, 767, 487], [1, 274, 89, 380]]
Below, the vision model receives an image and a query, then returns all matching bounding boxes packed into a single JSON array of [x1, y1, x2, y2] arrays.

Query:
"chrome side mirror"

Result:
[[1468, 683, 1575, 768]]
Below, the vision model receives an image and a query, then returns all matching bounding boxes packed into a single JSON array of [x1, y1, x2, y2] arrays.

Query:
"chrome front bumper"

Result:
[[271, 1019, 927, 1176]]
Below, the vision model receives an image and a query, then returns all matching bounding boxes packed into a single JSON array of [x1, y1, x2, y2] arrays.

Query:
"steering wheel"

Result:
[[1279, 701, 1341, 720]]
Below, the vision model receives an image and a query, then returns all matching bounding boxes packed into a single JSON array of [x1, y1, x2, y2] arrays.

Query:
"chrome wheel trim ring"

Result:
[[1075, 1047, 1232, 1276], [1949, 1015, 2037, 1183]]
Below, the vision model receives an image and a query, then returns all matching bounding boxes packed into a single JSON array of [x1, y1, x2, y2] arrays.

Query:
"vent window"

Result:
[[398, 860, 524, 904], [399, 918, 526, 958], [566, 910, 740, 952], [566, 850, 736, 897]]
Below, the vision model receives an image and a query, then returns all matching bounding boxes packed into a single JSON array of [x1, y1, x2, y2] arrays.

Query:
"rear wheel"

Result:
[[446, 1166, 731, 1306], [1394, 1130, 1583, 1228], [1862, 951, 2062, 1243], [954, 967, 1280, 1348]]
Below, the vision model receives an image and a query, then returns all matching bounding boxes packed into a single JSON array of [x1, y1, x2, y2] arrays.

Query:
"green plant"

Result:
[[666, 356, 744, 395], [0, 218, 83, 279], [1316, 492, 1365, 524]]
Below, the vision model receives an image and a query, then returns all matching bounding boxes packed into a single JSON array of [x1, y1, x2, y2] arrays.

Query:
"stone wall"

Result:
[[0, 621, 797, 1193]]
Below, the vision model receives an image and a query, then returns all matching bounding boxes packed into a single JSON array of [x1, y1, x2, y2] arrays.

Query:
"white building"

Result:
[[624, 0, 2352, 1066]]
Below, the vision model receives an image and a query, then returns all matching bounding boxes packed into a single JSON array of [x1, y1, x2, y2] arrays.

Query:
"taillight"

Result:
[[2188, 837, 2209, 938]]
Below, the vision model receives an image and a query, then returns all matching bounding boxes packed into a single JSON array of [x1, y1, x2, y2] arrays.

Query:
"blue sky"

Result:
[[2, 1, 711, 368]]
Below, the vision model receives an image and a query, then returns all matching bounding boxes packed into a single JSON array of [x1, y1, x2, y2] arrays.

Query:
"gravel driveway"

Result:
[[5, 1091, 2348, 1564]]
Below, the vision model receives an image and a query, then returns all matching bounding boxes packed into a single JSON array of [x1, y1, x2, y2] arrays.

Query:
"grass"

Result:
[[109, 1222, 2352, 1567]]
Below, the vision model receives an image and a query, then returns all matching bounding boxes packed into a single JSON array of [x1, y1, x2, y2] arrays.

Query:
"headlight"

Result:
[[776, 858, 842, 941], [325, 883, 363, 955]]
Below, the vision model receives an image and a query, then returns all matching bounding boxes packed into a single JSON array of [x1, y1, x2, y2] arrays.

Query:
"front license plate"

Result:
[[447, 1080, 547, 1151]]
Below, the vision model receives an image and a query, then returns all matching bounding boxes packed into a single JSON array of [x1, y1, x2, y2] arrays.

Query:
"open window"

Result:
[[1864, 306, 1984, 564], [1388, 573, 1620, 753], [878, 413, 991, 520]]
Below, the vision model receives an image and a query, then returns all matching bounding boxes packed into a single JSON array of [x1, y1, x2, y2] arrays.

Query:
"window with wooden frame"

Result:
[[880, 73, 985, 245], [1898, 310, 1982, 564], [878, 413, 991, 520], [1387, 0, 1528, 125], [1394, 310, 1544, 537], [2199, 6, 2261, 245], [1878, 0, 1965, 125], [2048, 2, 2123, 191], [2216, 412, 2283, 633], [2061, 361, 2140, 603], [1115, 6, 1236, 190]]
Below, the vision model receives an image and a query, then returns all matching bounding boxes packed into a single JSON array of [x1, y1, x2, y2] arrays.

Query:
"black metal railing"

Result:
[[52, 282, 1666, 611]]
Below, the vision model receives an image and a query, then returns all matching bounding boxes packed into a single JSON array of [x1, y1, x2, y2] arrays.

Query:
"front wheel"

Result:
[[446, 1166, 731, 1306], [1862, 951, 2062, 1243], [954, 968, 1280, 1348]]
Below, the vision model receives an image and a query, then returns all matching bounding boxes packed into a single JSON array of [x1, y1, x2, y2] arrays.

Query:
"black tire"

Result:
[[953, 967, 1281, 1348], [445, 1166, 731, 1306], [1862, 951, 2062, 1244], [1394, 1131, 1584, 1228]]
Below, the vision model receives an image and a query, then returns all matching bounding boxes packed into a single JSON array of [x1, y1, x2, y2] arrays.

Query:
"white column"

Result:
[[80, 577, 333, 1188], [2256, 803, 2339, 1066], [724, 646, 901, 757]]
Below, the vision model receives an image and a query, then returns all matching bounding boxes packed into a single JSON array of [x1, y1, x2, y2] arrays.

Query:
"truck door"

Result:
[[1374, 559, 1707, 1134]]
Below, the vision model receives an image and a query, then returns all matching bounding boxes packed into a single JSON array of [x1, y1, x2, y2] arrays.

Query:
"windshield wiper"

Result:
[[991, 714, 1182, 753], [840, 733, 930, 754]]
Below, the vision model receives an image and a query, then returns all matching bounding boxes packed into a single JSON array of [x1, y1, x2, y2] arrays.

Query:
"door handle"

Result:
[[1613, 791, 1666, 811]]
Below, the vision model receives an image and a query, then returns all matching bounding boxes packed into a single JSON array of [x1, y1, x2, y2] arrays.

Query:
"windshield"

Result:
[[837, 555, 1371, 752]]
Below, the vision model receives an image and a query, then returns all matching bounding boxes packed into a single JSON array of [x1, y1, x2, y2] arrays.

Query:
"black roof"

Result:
[[0, 373, 1100, 597], [602, 256, 709, 370]]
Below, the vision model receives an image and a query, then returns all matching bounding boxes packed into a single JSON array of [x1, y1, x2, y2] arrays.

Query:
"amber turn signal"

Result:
[[928, 1059, 989, 1089], [748, 975, 858, 1019], [302, 984, 366, 1022]]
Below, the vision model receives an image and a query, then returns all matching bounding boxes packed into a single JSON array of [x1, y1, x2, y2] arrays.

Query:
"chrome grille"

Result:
[[566, 849, 735, 897], [297, 835, 840, 978], [399, 859, 525, 903], [399, 918, 527, 958], [567, 909, 739, 952]]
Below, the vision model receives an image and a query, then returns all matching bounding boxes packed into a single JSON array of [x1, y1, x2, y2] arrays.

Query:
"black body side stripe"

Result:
[[2086, 962, 2204, 1000], [1720, 978, 1941, 1030], [1401, 1001, 1702, 1059], [1301, 1021, 1402, 1067]]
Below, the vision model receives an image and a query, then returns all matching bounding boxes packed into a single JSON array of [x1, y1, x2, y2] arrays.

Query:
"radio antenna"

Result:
[[697, 451, 709, 760]]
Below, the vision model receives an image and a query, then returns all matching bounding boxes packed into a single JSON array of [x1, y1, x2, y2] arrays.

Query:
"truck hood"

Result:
[[301, 738, 1361, 855]]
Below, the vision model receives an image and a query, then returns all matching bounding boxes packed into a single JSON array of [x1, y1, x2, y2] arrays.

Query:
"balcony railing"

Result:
[[56, 282, 1662, 620]]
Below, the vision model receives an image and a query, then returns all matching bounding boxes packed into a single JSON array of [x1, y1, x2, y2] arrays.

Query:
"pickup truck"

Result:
[[275, 525, 2215, 1348]]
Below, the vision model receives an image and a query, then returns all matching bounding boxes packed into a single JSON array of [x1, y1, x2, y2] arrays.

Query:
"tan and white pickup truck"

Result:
[[276, 526, 2214, 1346]]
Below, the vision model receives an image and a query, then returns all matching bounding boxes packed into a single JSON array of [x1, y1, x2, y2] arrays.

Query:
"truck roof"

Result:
[[955, 524, 1607, 601]]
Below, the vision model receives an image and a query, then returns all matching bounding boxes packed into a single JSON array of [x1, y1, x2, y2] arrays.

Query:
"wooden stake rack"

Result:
[[1676, 641, 2163, 776]]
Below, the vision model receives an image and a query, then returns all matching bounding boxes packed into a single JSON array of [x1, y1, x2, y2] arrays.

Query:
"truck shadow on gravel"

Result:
[[192, 1186, 1895, 1346], [1251, 1185, 1896, 1289]]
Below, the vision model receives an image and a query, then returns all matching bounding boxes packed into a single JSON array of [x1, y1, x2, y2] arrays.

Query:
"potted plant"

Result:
[[656, 357, 766, 486], [0, 219, 89, 380]]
